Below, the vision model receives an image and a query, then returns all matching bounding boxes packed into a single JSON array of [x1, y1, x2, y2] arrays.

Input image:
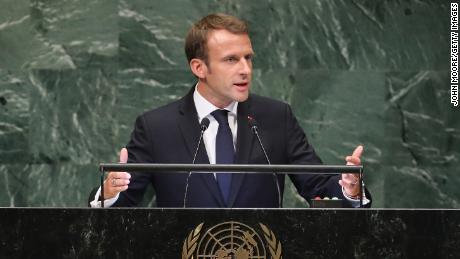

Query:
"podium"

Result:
[[0, 208, 459, 258]]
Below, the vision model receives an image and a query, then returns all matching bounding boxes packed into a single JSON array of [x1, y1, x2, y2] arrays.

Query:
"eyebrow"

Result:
[[222, 52, 255, 60]]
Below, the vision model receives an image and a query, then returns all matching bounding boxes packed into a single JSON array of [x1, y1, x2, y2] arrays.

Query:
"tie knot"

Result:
[[211, 109, 229, 125]]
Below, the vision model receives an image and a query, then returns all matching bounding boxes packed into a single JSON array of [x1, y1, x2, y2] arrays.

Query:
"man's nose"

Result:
[[239, 59, 252, 75]]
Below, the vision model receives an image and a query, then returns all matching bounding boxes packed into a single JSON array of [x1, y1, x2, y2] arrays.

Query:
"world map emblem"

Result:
[[182, 221, 282, 259]]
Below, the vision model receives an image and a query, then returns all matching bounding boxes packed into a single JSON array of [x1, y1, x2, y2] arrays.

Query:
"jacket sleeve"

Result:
[[112, 114, 156, 207], [284, 104, 372, 207]]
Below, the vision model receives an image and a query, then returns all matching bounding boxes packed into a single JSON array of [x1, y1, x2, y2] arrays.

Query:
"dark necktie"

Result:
[[211, 109, 234, 205]]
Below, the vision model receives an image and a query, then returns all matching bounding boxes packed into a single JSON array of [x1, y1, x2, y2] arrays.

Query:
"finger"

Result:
[[351, 145, 364, 158], [342, 173, 359, 182], [110, 178, 131, 187], [105, 185, 129, 195], [342, 173, 360, 186], [119, 148, 128, 163], [110, 171, 131, 180], [103, 180, 129, 198], [339, 179, 359, 196], [346, 156, 361, 165], [115, 185, 129, 192], [339, 179, 354, 189]]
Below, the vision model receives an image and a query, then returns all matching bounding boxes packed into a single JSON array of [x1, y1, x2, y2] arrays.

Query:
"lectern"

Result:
[[1, 208, 459, 258]]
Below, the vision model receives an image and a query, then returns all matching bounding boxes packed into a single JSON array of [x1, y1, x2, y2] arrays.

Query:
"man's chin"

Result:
[[232, 91, 249, 103]]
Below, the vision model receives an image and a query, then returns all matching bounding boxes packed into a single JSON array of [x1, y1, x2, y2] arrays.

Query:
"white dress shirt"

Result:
[[193, 85, 238, 167]]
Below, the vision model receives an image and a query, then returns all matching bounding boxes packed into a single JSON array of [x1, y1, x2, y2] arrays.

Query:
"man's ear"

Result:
[[189, 58, 207, 79]]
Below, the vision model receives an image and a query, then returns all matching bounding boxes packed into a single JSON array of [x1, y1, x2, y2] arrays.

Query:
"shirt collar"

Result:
[[193, 84, 238, 122]]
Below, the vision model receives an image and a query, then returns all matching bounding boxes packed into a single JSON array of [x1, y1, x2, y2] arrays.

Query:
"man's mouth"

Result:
[[234, 82, 249, 87]]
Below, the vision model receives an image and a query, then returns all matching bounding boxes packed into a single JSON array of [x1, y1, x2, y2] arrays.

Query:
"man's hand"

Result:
[[103, 148, 131, 199], [339, 145, 363, 198]]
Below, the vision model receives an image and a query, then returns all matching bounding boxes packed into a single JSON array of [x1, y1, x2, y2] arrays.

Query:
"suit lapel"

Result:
[[228, 98, 254, 207], [177, 87, 225, 207]]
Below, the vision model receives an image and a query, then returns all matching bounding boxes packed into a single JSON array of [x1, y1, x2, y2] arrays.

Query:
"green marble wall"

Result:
[[0, 0, 456, 208]]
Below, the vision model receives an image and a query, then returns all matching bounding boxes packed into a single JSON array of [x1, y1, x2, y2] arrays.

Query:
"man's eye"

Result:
[[226, 57, 237, 62]]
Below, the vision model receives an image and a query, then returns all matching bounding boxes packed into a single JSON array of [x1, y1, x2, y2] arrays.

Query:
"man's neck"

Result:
[[196, 82, 232, 108]]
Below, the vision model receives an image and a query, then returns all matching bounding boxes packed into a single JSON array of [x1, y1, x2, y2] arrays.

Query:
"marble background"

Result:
[[0, 0, 456, 208]]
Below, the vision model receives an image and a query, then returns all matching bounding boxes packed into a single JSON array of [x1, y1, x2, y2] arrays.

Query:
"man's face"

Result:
[[196, 29, 254, 108]]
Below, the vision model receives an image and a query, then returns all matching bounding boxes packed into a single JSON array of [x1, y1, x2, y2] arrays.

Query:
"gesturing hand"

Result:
[[103, 148, 131, 199], [339, 145, 363, 198]]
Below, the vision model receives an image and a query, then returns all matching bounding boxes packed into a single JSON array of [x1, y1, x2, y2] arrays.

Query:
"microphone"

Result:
[[183, 118, 210, 207], [247, 116, 282, 208]]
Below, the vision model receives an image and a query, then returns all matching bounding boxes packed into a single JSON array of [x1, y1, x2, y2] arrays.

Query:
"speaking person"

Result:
[[89, 13, 371, 208]]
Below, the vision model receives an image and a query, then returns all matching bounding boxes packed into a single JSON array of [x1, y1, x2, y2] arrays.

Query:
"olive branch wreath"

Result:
[[259, 223, 282, 259], [181, 222, 203, 259]]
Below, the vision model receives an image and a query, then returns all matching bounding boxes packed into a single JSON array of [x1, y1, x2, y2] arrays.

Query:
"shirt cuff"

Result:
[[89, 187, 119, 208], [341, 185, 370, 207]]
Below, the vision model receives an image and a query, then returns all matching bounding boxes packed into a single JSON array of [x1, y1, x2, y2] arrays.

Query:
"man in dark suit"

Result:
[[89, 13, 370, 208]]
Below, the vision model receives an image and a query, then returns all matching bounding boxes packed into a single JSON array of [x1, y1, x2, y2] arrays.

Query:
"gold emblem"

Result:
[[181, 221, 282, 259]]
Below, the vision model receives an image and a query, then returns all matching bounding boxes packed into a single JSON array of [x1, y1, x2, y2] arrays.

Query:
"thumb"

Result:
[[119, 148, 128, 163], [352, 145, 364, 158]]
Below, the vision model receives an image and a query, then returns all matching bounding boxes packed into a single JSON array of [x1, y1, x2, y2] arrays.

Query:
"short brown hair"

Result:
[[185, 13, 249, 64]]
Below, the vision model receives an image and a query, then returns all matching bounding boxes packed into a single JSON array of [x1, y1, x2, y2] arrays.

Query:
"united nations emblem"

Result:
[[181, 221, 282, 259]]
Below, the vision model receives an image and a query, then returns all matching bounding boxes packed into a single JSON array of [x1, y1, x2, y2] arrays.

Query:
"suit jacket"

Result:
[[90, 87, 371, 208]]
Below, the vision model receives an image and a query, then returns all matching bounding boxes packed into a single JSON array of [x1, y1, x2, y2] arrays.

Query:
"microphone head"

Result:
[[200, 118, 210, 131], [247, 115, 257, 126], [247, 115, 258, 132]]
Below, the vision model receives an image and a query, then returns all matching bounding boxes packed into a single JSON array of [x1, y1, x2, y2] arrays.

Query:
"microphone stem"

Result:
[[192, 133, 204, 165], [253, 127, 282, 208], [253, 128, 271, 164], [183, 129, 205, 208]]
